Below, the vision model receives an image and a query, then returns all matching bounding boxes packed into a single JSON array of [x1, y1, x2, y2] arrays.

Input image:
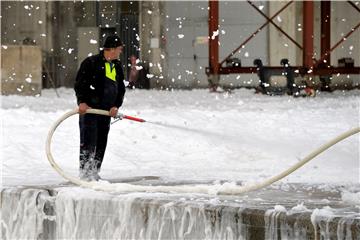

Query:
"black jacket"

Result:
[[74, 51, 126, 110]]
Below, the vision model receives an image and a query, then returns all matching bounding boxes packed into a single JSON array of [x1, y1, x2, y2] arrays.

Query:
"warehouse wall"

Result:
[[1, 1, 359, 92]]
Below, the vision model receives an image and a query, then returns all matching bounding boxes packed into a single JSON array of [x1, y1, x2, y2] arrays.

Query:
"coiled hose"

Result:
[[46, 108, 360, 195]]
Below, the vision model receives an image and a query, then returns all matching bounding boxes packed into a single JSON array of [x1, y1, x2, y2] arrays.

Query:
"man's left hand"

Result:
[[109, 107, 118, 117]]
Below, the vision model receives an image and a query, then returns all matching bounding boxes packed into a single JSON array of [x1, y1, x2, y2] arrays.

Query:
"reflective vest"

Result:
[[105, 62, 116, 81]]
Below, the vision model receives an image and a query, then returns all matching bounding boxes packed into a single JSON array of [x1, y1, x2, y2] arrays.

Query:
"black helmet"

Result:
[[103, 35, 123, 49]]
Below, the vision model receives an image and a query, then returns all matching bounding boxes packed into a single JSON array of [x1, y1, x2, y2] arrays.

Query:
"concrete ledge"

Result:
[[1, 182, 359, 239], [1, 45, 42, 96]]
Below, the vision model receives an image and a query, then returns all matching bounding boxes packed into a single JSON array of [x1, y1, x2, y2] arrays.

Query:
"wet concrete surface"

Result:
[[2, 178, 359, 239]]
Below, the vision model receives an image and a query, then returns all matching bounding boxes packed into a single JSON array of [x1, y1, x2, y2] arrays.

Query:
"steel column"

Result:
[[303, 1, 314, 69], [208, 0, 219, 75], [320, 1, 331, 66]]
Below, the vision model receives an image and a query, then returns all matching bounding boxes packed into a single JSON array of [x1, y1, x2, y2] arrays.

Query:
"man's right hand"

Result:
[[78, 103, 90, 115]]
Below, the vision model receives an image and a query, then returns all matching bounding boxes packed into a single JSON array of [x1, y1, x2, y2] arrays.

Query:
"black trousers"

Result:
[[79, 114, 111, 172]]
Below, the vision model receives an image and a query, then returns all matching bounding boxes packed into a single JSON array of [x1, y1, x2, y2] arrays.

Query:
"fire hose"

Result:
[[46, 108, 359, 195]]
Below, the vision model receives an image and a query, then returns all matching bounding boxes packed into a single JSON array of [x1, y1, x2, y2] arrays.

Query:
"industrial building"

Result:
[[1, 1, 359, 95]]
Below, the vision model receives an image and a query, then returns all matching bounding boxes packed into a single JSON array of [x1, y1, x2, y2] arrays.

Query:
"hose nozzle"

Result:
[[112, 112, 146, 124], [115, 112, 124, 120]]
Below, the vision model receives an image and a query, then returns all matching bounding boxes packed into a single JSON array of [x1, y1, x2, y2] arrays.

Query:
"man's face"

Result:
[[130, 56, 137, 65], [113, 46, 123, 59]]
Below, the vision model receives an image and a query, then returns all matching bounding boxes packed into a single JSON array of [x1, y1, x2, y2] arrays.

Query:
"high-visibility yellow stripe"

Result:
[[105, 62, 116, 81]]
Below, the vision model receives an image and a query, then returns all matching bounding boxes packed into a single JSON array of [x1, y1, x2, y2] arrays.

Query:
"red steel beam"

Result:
[[219, 66, 281, 74], [248, 1, 302, 50], [218, 66, 360, 75], [320, 1, 331, 65], [303, 1, 314, 69], [313, 67, 360, 75], [316, 21, 360, 66], [220, 1, 293, 66], [209, 0, 219, 75]]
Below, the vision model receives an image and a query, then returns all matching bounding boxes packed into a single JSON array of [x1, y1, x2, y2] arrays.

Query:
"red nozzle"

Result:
[[123, 115, 146, 122]]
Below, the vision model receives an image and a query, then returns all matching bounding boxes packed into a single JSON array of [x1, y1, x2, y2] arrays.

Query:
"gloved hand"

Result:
[[109, 107, 118, 117], [78, 103, 90, 115]]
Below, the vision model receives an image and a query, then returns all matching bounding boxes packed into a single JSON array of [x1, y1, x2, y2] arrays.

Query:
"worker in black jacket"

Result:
[[74, 35, 126, 181]]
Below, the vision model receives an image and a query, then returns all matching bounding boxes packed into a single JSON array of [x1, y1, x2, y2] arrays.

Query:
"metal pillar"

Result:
[[208, 0, 219, 88], [320, 1, 331, 66], [303, 1, 314, 70]]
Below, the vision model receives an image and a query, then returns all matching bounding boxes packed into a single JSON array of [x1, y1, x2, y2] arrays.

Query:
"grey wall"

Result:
[[327, 1, 360, 66], [164, 1, 209, 88], [77, 27, 100, 69], [1, 46, 42, 95], [1, 1, 79, 88], [1, 2, 49, 50]]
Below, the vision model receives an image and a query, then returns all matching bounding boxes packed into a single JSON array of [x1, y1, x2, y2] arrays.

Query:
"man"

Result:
[[74, 35, 126, 181], [127, 55, 139, 88], [127, 54, 150, 89]]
